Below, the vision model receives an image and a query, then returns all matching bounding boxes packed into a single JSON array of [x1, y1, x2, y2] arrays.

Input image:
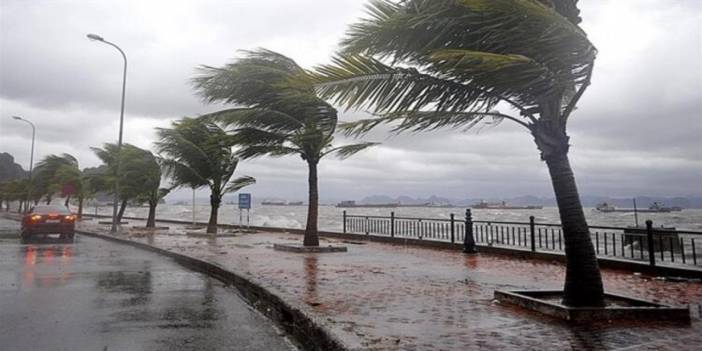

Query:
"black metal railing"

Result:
[[342, 210, 702, 268]]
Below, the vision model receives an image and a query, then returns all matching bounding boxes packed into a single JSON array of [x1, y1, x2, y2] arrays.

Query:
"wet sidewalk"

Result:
[[78, 218, 702, 350]]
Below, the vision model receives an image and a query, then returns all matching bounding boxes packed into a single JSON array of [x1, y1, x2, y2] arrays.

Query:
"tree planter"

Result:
[[185, 231, 239, 238], [494, 290, 690, 323], [130, 226, 170, 230]]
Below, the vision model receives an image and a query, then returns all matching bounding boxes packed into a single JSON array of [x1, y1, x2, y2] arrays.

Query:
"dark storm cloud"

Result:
[[1, 0, 700, 201]]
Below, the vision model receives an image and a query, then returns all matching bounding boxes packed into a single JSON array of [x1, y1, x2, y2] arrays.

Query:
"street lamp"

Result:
[[11, 116, 35, 213], [87, 33, 127, 234]]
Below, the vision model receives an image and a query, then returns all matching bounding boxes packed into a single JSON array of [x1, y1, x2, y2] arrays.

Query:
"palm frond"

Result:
[[313, 55, 499, 114], [204, 107, 304, 133], [323, 142, 379, 159], [235, 145, 301, 159], [224, 176, 256, 194], [340, 110, 519, 137]]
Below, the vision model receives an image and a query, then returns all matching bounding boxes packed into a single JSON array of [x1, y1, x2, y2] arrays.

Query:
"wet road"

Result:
[[0, 218, 296, 351]]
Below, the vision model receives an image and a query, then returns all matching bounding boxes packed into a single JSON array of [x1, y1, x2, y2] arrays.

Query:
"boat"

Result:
[[262, 200, 304, 206], [595, 202, 616, 212], [595, 202, 672, 213], [471, 200, 542, 210], [262, 201, 287, 206]]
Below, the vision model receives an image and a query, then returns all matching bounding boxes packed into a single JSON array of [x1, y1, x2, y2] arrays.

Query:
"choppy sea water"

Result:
[[86, 204, 702, 232]]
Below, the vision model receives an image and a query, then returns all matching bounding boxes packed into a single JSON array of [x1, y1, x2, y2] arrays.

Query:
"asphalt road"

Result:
[[0, 217, 297, 351]]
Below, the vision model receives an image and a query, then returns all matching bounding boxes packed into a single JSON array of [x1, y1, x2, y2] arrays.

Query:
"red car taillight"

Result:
[[30, 214, 43, 222], [64, 215, 76, 222]]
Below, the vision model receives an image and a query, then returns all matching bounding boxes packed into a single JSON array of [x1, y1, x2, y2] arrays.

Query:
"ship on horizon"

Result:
[[262, 200, 304, 206], [595, 202, 683, 213], [471, 200, 543, 210]]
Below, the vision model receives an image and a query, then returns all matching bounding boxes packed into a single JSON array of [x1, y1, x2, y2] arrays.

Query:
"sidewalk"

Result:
[[78, 218, 702, 350]]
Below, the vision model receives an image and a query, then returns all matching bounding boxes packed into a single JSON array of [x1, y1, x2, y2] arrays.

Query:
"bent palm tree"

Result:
[[92, 144, 163, 224], [312, 0, 603, 306], [156, 117, 255, 234], [193, 49, 377, 246], [33, 154, 79, 205]]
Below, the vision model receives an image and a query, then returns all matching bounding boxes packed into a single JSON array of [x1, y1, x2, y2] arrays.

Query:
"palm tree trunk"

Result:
[[207, 193, 220, 234], [146, 201, 157, 228], [304, 161, 320, 246], [77, 196, 84, 219], [116, 199, 128, 223], [544, 151, 605, 307]]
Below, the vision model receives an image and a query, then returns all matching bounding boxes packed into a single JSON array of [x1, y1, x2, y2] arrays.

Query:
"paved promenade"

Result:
[[78, 218, 702, 350]]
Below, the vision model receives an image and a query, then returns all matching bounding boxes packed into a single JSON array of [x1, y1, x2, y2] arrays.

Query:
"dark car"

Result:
[[21, 205, 76, 242]]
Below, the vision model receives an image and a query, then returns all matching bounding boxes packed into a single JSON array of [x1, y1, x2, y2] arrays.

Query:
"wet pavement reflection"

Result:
[[0, 218, 296, 351]]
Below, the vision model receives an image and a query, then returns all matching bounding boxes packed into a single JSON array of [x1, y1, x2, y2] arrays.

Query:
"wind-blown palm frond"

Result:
[[159, 158, 208, 188], [224, 176, 256, 193], [313, 55, 499, 115], [340, 110, 518, 137], [315, 0, 595, 123], [322, 142, 380, 159]]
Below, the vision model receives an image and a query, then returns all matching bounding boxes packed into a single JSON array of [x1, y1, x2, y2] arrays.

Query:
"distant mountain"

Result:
[[0, 152, 26, 181], [352, 194, 702, 209], [360, 194, 454, 205]]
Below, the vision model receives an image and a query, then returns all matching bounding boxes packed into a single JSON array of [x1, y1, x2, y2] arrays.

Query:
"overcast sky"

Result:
[[1, 0, 700, 202]]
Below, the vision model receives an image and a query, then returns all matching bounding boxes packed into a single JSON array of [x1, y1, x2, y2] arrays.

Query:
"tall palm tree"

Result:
[[193, 49, 377, 246], [156, 117, 255, 234], [311, 0, 603, 306]]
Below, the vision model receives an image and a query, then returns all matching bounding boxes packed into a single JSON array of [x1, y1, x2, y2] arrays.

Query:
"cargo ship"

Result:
[[471, 200, 543, 210]]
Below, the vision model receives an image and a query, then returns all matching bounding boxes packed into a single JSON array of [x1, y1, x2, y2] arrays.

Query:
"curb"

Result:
[[76, 229, 349, 351]]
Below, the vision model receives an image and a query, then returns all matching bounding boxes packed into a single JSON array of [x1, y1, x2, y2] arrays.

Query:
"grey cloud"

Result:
[[1, 0, 700, 202]]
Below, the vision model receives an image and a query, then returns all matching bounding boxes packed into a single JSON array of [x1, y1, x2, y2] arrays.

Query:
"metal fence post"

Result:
[[529, 216, 536, 252], [342, 210, 347, 233], [646, 220, 656, 267], [450, 213, 455, 244], [390, 211, 395, 238], [463, 209, 477, 253]]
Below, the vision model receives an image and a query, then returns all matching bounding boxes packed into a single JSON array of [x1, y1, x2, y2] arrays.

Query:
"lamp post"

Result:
[[87, 33, 127, 234], [11, 116, 35, 213]]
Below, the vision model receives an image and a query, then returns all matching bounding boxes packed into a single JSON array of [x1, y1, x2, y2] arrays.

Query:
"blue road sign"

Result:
[[238, 193, 251, 209]]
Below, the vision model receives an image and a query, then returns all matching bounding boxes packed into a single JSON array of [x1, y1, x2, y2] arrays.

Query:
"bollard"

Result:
[[463, 209, 477, 253], [529, 216, 536, 252], [646, 220, 656, 267]]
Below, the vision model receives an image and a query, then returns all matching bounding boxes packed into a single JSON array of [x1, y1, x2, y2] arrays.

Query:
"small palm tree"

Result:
[[156, 117, 255, 234], [92, 143, 164, 224], [33, 154, 79, 205], [193, 49, 377, 246], [312, 0, 603, 306]]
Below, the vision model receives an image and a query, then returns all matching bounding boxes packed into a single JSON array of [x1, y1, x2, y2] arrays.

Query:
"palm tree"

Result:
[[33, 154, 79, 205], [155, 117, 255, 234], [92, 143, 164, 224], [311, 0, 603, 306], [193, 49, 377, 246]]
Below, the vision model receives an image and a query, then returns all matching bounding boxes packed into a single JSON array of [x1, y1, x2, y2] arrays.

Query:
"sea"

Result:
[[86, 204, 702, 232]]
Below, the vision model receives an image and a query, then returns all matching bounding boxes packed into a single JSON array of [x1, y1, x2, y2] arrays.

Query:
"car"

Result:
[[21, 205, 76, 242]]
